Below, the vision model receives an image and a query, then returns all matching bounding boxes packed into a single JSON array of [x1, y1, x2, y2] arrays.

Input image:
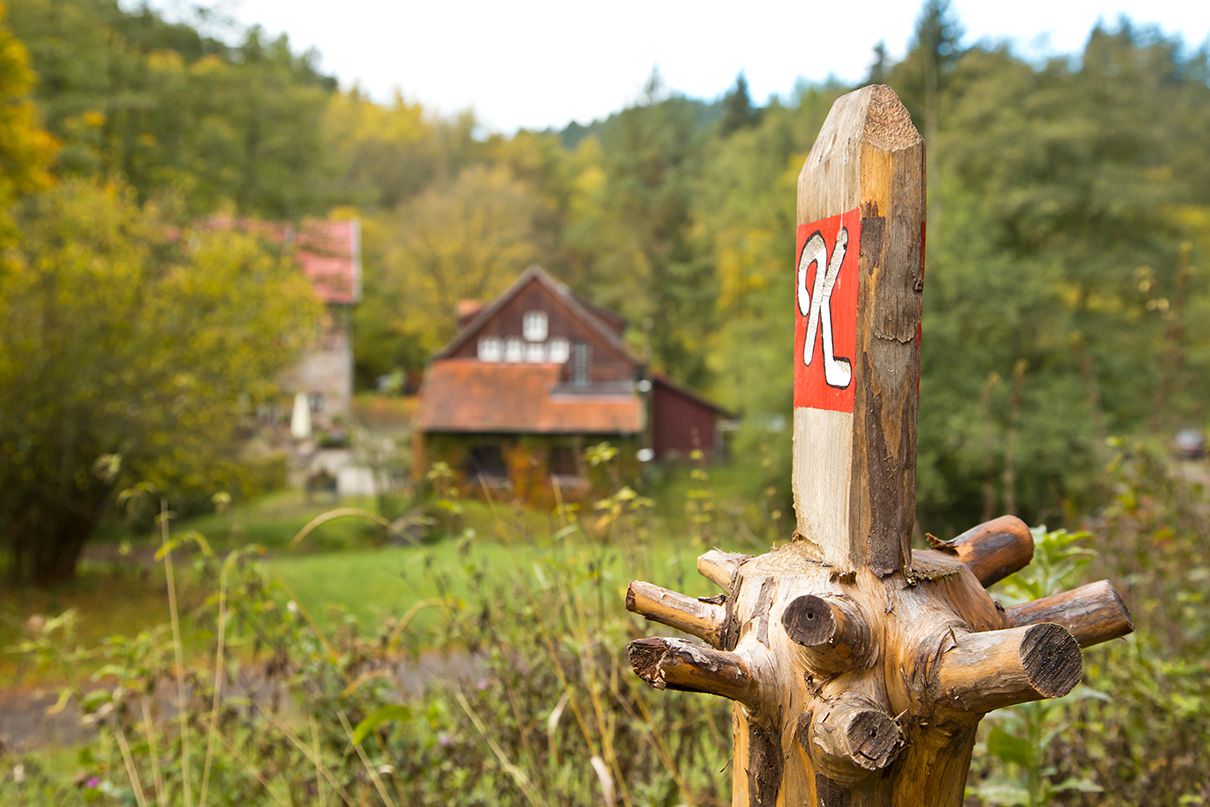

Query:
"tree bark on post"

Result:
[[624, 85, 1134, 806]]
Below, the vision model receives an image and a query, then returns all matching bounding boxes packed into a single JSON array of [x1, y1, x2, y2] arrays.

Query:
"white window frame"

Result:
[[523, 310, 548, 341], [525, 341, 546, 362], [478, 336, 502, 362], [504, 337, 523, 362], [548, 337, 570, 364]]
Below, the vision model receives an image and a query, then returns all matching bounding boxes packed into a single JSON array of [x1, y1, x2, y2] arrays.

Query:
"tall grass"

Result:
[[2, 443, 1205, 805], [1, 451, 761, 804]]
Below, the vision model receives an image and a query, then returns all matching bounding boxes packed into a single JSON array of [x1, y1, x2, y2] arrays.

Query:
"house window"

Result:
[[478, 336, 501, 362], [548, 337, 570, 363], [504, 337, 523, 362], [571, 342, 591, 386], [467, 444, 507, 480], [523, 310, 548, 341], [308, 392, 325, 413], [549, 445, 580, 478], [525, 341, 546, 362]]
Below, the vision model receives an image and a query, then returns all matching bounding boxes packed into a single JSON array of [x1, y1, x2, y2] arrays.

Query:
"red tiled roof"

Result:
[[201, 217, 361, 305], [416, 360, 644, 434], [295, 219, 360, 304]]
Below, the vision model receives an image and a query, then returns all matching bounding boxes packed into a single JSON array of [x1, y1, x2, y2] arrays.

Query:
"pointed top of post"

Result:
[[792, 85, 926, 575], [857, 85, 922, 152]]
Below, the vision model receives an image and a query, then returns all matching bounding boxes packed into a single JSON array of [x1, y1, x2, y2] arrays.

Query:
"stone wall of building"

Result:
[[281, 304, 354, 430]]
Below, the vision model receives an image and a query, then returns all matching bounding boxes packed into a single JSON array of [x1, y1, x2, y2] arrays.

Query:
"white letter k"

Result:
[[797, 227, 852, 389]]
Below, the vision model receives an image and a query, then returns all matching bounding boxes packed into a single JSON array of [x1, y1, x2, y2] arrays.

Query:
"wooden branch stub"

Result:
[[793, 84, 926, 576], [697, 549, 750, 592], [627, 637, 758, 707], [626, 580, 727, 647], [934, 623, 1082, 714], [783, 595, 871, 676], [804, 696, 904, 783], [1004, 579, 1133, 648], [939, 515, 1034, 586]]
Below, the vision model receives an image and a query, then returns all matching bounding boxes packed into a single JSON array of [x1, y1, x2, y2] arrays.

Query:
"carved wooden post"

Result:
[[624, 85, 1133, 806]]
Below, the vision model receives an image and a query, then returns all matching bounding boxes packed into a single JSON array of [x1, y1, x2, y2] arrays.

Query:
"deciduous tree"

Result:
[[0, 181, 319, 583]]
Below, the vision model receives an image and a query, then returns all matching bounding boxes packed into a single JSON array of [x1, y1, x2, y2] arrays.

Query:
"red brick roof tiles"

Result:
[[294, 220, 360, 305], [416, 360, 644, 434]]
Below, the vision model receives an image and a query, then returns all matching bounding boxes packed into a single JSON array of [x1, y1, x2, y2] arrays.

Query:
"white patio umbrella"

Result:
[[290, 392, 312, 440]]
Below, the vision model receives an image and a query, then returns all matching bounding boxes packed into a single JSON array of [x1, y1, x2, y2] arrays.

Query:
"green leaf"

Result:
[[178, 530, 213, 557], [154, 538, 179, 562], [1054, 777, 1103, 794], [986, 726, 1036, 767], [970, 781, 1030, 806], [351, 703, 412, 745], [79, 689, 112, 714]]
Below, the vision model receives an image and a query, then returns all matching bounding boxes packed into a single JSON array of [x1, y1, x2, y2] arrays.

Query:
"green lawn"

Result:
[[173, 490, 384, 551], [1, 481, 756, 685], [269, 526, 710, 647], [1, 491, 389, 683]]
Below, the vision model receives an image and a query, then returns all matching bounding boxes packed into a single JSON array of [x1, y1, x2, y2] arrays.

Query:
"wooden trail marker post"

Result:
[[624, 85, 1134, 806]]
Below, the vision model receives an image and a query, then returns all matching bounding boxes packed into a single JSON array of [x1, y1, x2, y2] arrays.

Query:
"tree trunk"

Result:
[[32, 511, 96, 585], [9, 497, 103, 586], [628, 530, 1131, 805]]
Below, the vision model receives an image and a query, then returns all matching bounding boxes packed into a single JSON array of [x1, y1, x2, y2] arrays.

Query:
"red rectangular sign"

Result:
[[794, 208, 861, 413]]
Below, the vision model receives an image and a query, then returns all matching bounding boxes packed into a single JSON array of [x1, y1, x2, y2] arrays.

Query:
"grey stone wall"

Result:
[[281, 304, 354, 430]]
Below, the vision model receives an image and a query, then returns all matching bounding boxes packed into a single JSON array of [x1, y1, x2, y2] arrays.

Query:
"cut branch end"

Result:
[[697, 549, 749, 592], [783, 594, 870, 675], [627, 637, 758, 707], [625, 580, 727, 647], [934, 623, 1082, 714], [1004, 579, 1133, 648], [803, 696, 904, 784], [942, 515, 1034, 586]]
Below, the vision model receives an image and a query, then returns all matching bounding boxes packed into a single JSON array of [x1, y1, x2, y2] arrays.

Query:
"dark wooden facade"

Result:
[[437, 271, 638, 387], [650, 376, 729, 461]]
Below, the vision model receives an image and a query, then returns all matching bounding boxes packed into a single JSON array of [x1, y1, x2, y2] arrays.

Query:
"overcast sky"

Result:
[[196, 0, 1210, 132]]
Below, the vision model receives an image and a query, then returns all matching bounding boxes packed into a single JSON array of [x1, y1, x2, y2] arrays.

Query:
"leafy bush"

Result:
[[969, 440, 1210, 806]]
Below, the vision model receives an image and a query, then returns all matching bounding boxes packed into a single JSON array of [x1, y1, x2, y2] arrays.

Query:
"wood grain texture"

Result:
[[783, 594, 871, 676], [635, 536, 1122, 806], [933, 623, 1082, 714], [934, 515, 1035, 586], [794, 84, 925, 575], [723, 542, 1006, 806], [697, 548, 750, 592], [1004, 579, 1133, 647], [803, 695, 904, 782], [625, 580, 727, 647], [627, 637, 758, 707]]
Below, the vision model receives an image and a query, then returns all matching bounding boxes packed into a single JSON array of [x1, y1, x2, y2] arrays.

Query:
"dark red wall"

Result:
[[447, 276, 638, 384], [650, 379, 721, 461]]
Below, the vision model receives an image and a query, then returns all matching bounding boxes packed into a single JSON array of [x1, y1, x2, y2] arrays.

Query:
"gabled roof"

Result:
[[653, 374, 737, 419], [416, 360, 644, 434], [201, 216, 361, 305], [432, 266, 639, 363]]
